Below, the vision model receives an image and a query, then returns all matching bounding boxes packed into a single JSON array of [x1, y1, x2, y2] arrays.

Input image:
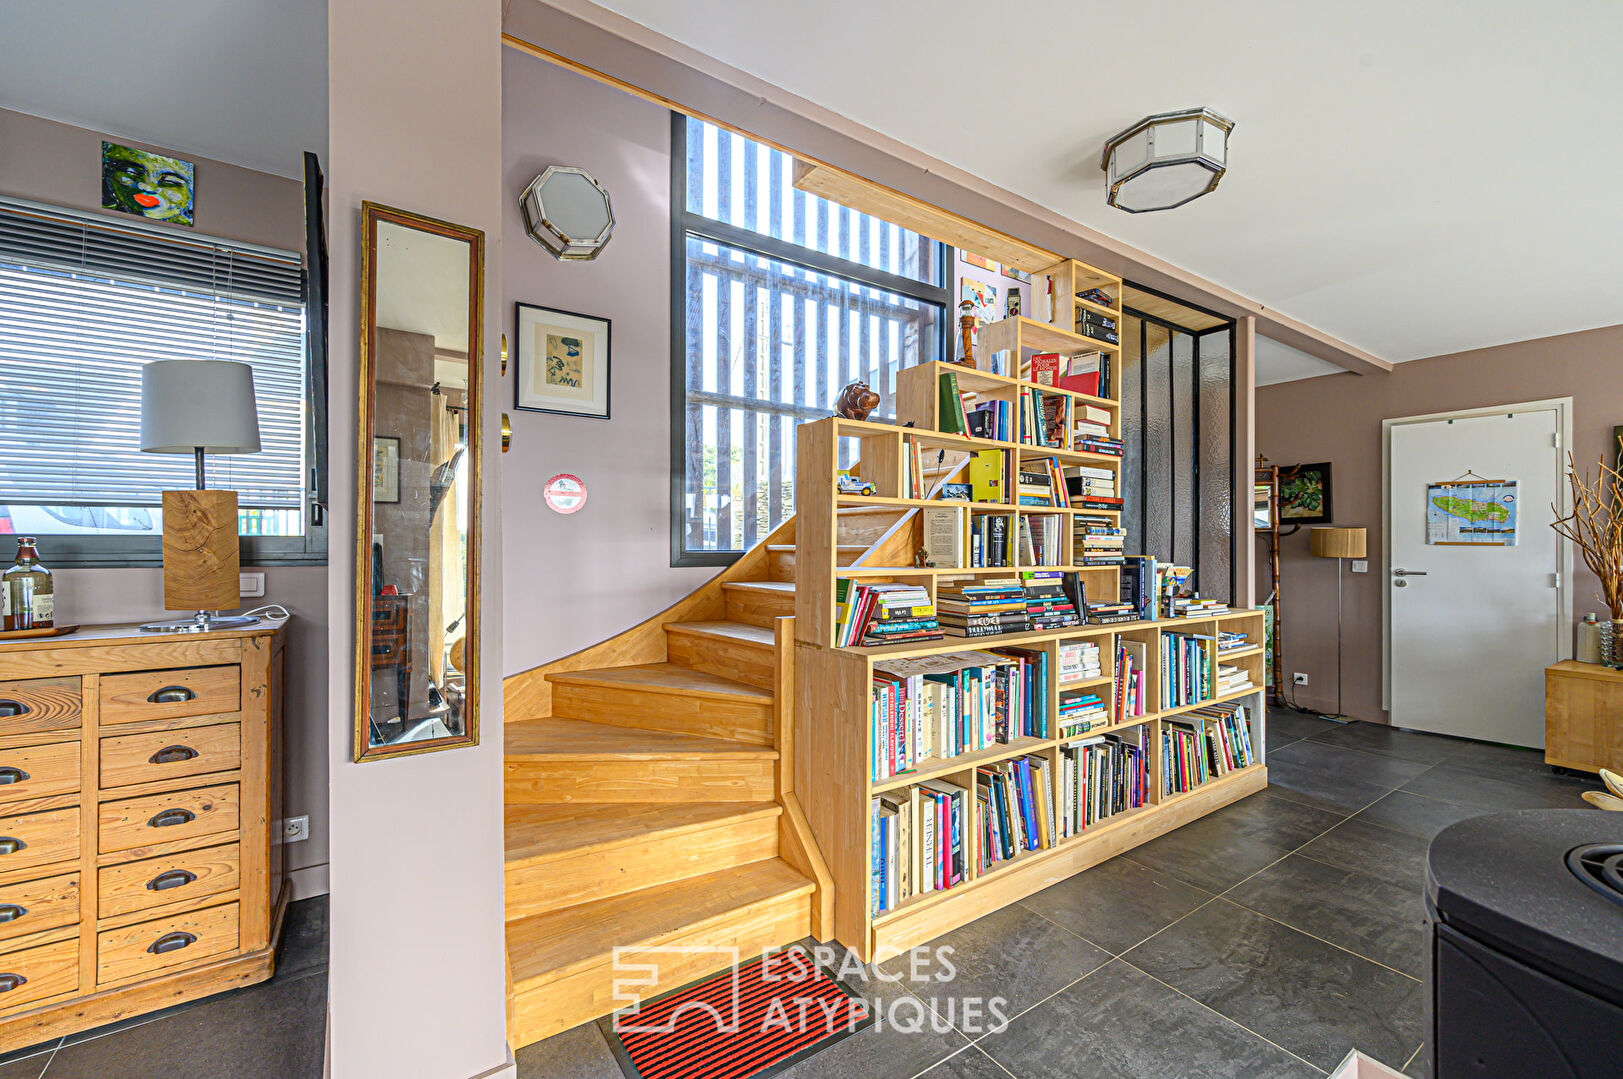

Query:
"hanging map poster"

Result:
[[1426, 479, 1518, 545]]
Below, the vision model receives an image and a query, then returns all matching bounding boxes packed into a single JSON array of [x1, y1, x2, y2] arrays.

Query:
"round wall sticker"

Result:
[[543, 473, 588, 514]]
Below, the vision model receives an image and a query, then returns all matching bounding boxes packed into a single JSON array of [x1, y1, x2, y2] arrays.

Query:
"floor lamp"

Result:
[[1309, 525, 1366, 722]]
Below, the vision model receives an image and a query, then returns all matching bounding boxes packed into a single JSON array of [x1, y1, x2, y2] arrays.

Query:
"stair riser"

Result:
[[724, 590, 794, 628], [505, 758, 777, 804], [511, 895, 811, 1046], [768, 549, 796, 582], [665, 630, 776, 692], [836, 508, 905, 547], [506, 813, 780, 921], [551, 682, 772, 745]]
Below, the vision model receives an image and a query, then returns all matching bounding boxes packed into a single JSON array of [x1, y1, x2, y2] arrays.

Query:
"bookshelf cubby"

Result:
[[794, 258, 1267, 961]]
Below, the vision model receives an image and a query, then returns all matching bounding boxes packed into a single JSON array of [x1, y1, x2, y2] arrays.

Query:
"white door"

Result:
[[1386, 406, 1566, 745]]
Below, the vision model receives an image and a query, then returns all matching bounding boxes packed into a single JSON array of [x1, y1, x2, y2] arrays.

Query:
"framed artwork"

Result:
[[1426, 478, 1518, 545], [372, 436, 400, 504], [102, 142, 194, 226], [514, 302, 610, 418], [962, 253, 999, 273], [960, 277, 998, 325], [1001, 265, 1032, 283], [1279, 462, 1333, 524]]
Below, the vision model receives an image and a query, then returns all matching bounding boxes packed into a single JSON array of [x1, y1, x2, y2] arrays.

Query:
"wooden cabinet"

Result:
[[0, 623, 285, 1048], [1546, 660, 1623, 774]]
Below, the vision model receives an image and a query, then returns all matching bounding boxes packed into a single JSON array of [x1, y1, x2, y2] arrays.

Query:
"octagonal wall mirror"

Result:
[[519, 165, 614, 261], [354, 202, 484, 762]]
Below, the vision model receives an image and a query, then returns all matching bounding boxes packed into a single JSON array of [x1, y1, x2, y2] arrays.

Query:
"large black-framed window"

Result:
[[670, 115, 952, 566], [0, 196, 326, 567]]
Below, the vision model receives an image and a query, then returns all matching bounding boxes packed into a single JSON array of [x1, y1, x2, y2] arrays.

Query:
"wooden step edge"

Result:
[[662, 621, 775, 646], [510, 868, 815, 989], [504, 742, 780, 762], [546, 667, 772, 705], [721, 580, 796, 593], [504, 803, 784, 869]]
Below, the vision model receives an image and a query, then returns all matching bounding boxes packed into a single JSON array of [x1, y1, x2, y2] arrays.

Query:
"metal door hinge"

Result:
[[1553, 572, 1561, 589], [1554, 432, 1561, 449]]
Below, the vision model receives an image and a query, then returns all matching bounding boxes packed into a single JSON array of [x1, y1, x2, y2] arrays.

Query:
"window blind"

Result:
[[0, 196, 306, 509]]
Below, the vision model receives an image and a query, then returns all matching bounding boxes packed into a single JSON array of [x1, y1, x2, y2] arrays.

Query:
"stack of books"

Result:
[[1217, 662, 1254, 696], [1167, 596, 1230, 618], [1076, 517, 1126, 567], [976, 755, 1055, 871], [1112, 639, 1149, 723], [1086, 598, 1137, 625], [1021, 571, 1081, 629], [1057, 691, 1109, 736], [937, 579, 1028, 637], [968, 514, 1013, 567], [1217, 630, 1251, 654], [1058, 640, 1102, 684], [1017, 515, 1063, 567], [1156, 564, 1194, 618], [1066, 464, 1121, 511], [1077, 287, 1114, 308], [1058, 728, 1148, 837], [1075, 308, 1119, 345], [1162, 632, 1215, 708], [1016, 464, 1069, 508], [834, 581, 943, 647], [1056, 354, 1113, 400], [872, 780, 967, 915]]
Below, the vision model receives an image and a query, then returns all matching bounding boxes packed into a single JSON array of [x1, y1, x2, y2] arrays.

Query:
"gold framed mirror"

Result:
[[353, 202, 483, 761]]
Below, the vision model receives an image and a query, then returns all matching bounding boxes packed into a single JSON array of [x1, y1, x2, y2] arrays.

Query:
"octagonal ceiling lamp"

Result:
[[1102, 107, 1234, 213], [519, 165, 615, 260]]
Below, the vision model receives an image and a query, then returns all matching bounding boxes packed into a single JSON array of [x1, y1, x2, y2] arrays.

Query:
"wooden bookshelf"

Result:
[[792, 262, 1268, 959]]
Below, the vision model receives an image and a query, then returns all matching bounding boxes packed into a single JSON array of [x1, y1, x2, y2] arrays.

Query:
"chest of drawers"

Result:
[[0, 622, 285, 1050]]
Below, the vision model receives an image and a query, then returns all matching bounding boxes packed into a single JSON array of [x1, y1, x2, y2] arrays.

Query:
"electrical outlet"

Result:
[[281, 815, 309, 843], [239, 572, 266, 598], [1293, 672, 1310, 686], [1350, 560, 1369, 574]]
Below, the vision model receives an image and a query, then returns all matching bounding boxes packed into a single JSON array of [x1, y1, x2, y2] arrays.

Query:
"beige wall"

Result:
[[1256, 323, 1623, 723], [327, 0, 511, 1075]]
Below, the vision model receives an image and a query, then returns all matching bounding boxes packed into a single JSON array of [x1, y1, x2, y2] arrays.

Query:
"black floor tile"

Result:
[[1297, 816, 1431, 889], [0, 1038, 59, 1070], [43, 971, 325, 1079], [275, 894, 329, 979], [515, 1021, 621, 1079], [916, 1046, 1014, 1079], [0, 1056, 48, 1079], [1270, 739, 1436, 791], [1399, 764, 1590, 812], [775, 980, 968, 1079], [1125, 789, 1344, 892], [977, 959, 1319, 1079], [1267, 709, 1342, 744], [1018, 856, 1213, 955], [1306, 720, 1463, 765], [1125, 899, 1424, 1073], [1352, 790, 1485, 842], [879, 903, 1109, 1032], [1223, 853, 1428, 978], [1440, 739, 1554, 780]]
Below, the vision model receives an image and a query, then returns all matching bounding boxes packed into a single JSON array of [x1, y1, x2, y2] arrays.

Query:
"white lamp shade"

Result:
[[140, 359, 262, 454]]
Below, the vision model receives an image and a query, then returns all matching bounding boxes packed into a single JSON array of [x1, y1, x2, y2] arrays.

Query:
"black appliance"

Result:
[[1427, 809, 1623, 1078]]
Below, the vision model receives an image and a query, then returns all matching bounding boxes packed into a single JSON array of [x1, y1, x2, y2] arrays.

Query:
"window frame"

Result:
[[668, 113, 953, 567], [0, 200, 327, 570]]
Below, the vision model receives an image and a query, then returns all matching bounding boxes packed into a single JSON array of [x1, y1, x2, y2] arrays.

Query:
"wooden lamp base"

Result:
[[161, 488, 242, 611]]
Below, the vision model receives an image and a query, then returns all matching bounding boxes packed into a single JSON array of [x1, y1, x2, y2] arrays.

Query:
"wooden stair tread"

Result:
[[547, 661, 772, 703], [766, 544, 866, 553], [505, 718, 777, 760], [507, 859, 814, 986], [664, 620, 775, 646], [721, 580, 795, 594], [505, 802, 782, 864]]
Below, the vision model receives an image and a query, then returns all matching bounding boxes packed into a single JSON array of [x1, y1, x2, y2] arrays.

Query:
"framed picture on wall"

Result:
[[1279, 462, 1333, 524], [514, 302, 611, 419], [372, 436, 400, 504]]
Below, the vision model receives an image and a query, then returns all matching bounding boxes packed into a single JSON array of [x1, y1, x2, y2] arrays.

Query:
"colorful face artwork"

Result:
[[101, 142, 194, 226]]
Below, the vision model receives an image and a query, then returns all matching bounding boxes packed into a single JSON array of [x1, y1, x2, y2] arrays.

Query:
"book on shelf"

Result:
[[967, 401, 1010, 441], [1056, 355, 1113, 399], [968, 449, 1010, 503], [1119, 555, 1158, 621], [1057, 690, 1109, 736], [1016, 515, 1064, 568], [1216, 663, 1254, 696], [1112, 639, 1149, 724], [976, 754, 1055, 872], [1079, 495, 1124, 512], [1161, 702, 1255, 796], [1075, 309, 1119, 344], [1058, 639, 1103, 684], [1161, 631, 1216, 708], [869, 649, 1051, 781], [1075, 435, 1124, 457], [968, 514, 1013, 568], [1162, 721, 1208, 795], [1077, 287, 1114, 308], [937, 370, 970, 436], [1217, 630, 1250, 654], [937, 579, 1029, 636], [1021, 571, 1081, 629], [1168, 597, 1230, 618], [835, 581, 944, 648], [1075, 308, 1117, 332], [1086, 599, 1138, 625], [872, 778, 969, 915], [901, 434, 926, 499], [923, 506, 965, 569], [1058, 727, 1149, 838], [1027, 352, 1061, 386]]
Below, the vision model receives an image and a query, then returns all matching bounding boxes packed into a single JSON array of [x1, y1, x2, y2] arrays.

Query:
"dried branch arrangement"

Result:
[[1551, 440, 1623, 618]]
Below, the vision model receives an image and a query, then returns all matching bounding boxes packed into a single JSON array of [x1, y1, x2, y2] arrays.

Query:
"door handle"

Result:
[[1392, 569, 1428, 577]]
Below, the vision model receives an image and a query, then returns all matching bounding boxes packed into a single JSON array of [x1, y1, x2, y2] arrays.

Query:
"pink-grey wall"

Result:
[[327, 0, 510, 1075], [0, 107, 330, 898], [1256, 323, 1623, 724], [501, 47, 712, 677]]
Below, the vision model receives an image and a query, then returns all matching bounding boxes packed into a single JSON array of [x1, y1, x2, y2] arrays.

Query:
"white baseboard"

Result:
[[288, 862, 330, 901], [467, 1048, 516, 1079]]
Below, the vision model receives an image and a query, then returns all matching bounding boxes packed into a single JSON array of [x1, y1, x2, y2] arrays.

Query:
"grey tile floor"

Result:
[[518, 710, 1594, 1079], [0, 895, 328, 1079]]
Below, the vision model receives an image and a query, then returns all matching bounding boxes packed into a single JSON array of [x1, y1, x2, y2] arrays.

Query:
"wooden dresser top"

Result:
[[0, 618, 288, 655]]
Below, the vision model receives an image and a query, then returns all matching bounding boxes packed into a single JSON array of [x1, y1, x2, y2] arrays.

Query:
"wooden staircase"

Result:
[[503, 515, 912, 1047]]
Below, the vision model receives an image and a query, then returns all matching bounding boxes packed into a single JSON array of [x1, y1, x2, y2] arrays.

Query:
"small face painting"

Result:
[[545, 334, 584, 388], [102, 142, 194, 226]]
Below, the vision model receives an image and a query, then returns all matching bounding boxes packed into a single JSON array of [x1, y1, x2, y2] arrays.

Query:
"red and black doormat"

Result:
[[600, 947, 872, 1079]]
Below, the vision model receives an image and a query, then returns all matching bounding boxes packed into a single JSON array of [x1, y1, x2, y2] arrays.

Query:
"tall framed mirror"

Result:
[[354, 202, 483, 761]]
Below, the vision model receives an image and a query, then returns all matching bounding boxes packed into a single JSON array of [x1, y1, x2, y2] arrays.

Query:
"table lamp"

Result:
[[138, 359, 262, 632], [1309, 525, 1366, 721]]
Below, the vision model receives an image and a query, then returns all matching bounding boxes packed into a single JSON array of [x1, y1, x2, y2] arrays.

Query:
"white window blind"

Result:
[[0, 196, 306, 509]]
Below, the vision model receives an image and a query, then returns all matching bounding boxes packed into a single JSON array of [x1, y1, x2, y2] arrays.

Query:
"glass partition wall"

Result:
[[1118, 299, 1236, 603]]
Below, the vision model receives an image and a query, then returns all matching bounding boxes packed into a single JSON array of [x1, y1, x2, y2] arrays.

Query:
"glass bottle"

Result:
[[3, 538, 53, 631]]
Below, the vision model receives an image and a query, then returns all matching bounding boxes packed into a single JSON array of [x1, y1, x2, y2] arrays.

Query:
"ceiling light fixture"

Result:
[[1102, 107, 1233, 213]]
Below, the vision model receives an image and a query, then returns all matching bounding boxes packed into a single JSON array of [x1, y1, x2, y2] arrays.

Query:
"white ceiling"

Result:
[[0, 2, 327, 179], [594, 0, 1623, 383]]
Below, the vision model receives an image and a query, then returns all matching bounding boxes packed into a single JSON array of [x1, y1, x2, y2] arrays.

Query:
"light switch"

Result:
[[1350, 560, 1369, 574]]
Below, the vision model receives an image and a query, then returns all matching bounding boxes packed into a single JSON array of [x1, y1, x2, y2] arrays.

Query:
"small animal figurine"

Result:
[[913, 547, 935, 568], [835, 380, 881, 421]]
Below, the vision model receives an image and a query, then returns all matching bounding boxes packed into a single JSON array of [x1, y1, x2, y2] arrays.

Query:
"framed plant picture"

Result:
[[514, 302, 610, 419], [1279, 462, 1333, 524]]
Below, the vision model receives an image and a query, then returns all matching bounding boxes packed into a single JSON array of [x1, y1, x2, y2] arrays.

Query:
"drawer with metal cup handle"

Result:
[[0, 740, 81, 805], [0, 807, 78, 874], [98, 722, 240, 790], [98, 843, 241, 919], [96, 901, 239, 987], [0, 939, 77, 1015], [98, 783, 239, 854], [0, 871, 78, 942], [0, 676, 81, 736], [99, 666, 240, 726]]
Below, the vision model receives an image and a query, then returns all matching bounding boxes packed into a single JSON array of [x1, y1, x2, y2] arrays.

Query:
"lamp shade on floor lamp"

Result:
[[1309, 525, 1366, 719], [139, 360, 261, 616]]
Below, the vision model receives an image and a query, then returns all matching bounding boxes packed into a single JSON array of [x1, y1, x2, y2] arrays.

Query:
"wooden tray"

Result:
[[0, 625, 79, 641]]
